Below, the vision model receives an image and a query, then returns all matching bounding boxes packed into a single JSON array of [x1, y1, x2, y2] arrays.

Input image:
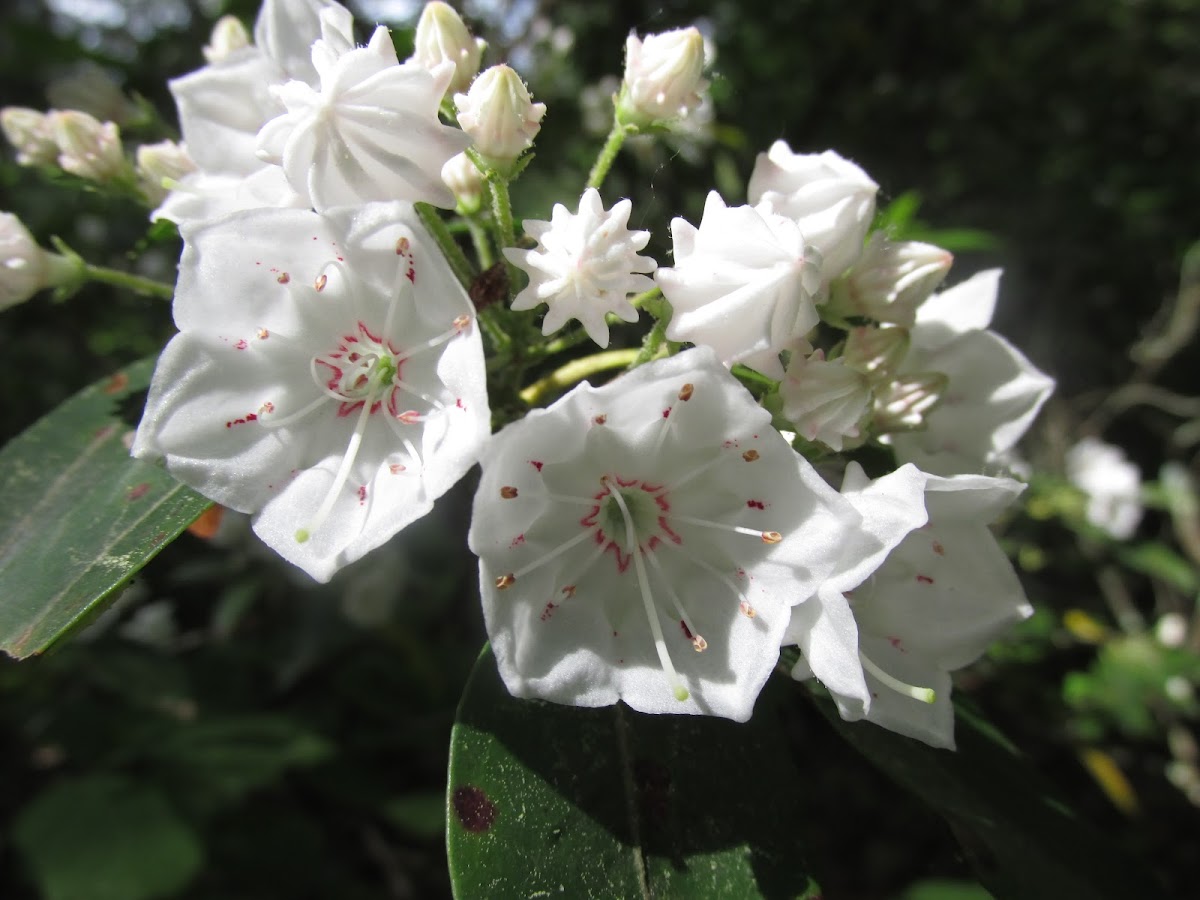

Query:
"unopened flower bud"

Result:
[[842, 325, 910, 382], [780, 351, 872, 451], [454, 65, 545, 172], [0, 213, 77, 311], [204, 15, 251, 64], [136, 140, 197, 204], [874, 372, 949, 432], [441, 152, 484, 213], [1, 107, 58, 167], [829, 234, 953, 326], [413, 2, 485, 96], [50, 110, 126, 183], [46, 62, 137, 125], [618, 27, 708, 126]]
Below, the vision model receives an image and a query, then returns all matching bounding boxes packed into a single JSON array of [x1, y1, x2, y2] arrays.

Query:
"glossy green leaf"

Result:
[[12, 774, 203, 900], [0, 357, 209, 659], [447, 646, 822, 900], [811, 691, 1170, 900]]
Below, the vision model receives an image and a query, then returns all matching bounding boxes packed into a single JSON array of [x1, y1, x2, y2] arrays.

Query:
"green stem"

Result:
[[488, 177, 520, 298], [519, 349, 639, 406], [629, 316, 671, 370], [587, 122, 631, 191], [83, 263, 174, 299], [630, 287, 662, 310], [414, 202, 474, 289], [466, 215, 495, 270], [540, 328, 592, 358]]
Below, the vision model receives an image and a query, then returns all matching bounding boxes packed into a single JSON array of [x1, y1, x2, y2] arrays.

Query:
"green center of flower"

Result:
[[600, 487, 656, 542]]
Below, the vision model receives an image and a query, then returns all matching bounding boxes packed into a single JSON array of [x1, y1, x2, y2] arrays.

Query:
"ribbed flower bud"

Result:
[[1, 107, 58, 167], [842, 325, 911, 383], [873, 372, 949, 433], [0, 213, 77, 311], [413, 2, 485, 96], [828, 234, 953, 326], [454, 65, 545, 172], [136, 140, 197, 204], [618, 27, 707, 127], [50, 110, 127, 183], [441, 152, 485, 214], [779, 351, 872, 451], [203, 15, 252, 64]]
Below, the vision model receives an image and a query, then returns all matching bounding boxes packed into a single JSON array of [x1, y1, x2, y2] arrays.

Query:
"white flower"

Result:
[[412, 1, 485, 97], [132, 202, 490, 582], [779, 350, 872, 451], [656, 191, 822, 376], [618, 27, 708, 126], [790, 463, 1033, 748], [886, 269, 1055, 475], [747, 142, 879, 280], [504, 188, 656, 348], [1, 213, 75, 311], [1066, 437, 1143, 540], [136, 140, 197, 205], [454, 64, 545, 169], [469, 346, 859, 722], [827, 234, 953, 326], [1, 107, 59, 167], [50, 111, 127, 183], [257, 25, 469, 210]]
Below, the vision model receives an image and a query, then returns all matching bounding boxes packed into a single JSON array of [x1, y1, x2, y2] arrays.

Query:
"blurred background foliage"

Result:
[[1, 0, 1198, 897]]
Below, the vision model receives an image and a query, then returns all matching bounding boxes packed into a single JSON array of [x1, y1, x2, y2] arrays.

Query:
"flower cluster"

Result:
[[1, 0, 1050, 748]]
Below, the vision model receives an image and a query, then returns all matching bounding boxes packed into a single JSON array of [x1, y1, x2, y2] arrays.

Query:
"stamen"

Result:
[[656, 538, 758, 622], [402, 437, 423, 474], [393, 318, 471, 365], [258, 395, 326, 429], [860, 652, 937, 703], [547, 492, 608, 508], [645, 551, 707, 652], [392, 375, 446, 410], [500, 486, 519, 499], [662, 451, 727, 494], [668, 513, 783, 543], [607, 484, 689, 702], [512, 528, 595, 580]]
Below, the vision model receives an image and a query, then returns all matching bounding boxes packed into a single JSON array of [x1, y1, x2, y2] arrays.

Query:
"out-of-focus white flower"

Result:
[[49, 110, 127, 183], [46, 62, 138, 126], [779, 351, 872, 451], [886, 269, 1055, 475], [1, 107, 58, 167], [748, 143, 878, 280], [412, 1, 485, 96], [0, 213, 77, 311], [136, 140, 197, 205], [469, 346, 859, 721], [618, 27, 708, 126], [1066, 436, 1143, 540], [656, 191, 821, 375], [828, 234, 953, 326], [132, 202, 490, 582], [257, 26, 469, 210], [204, 15, 252, 63], [504, 188, 656, 348], [441, 152, 484, 212], [454, 64, 545, 171], [1156, 612, 1188, 648]]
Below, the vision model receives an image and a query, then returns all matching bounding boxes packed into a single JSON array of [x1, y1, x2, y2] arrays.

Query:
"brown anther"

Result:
[[256, 328, 269, 340], [276, 272, 290, 284], [452, 314, 471, 331], [396, 236, 410, 255], [692, 635, 708, 652], [678, 383, 694, 402], [593, 414, 607, 425], [495, 573, 516, 590], [500, 486, 519, 499], [739, 601, 757, 618], [314, 273, 328, 292], [761, 531, 782, 544], [742, 449, 760, 462]]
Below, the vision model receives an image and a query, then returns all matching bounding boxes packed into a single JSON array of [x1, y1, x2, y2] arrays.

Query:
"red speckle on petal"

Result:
[[932, 540, 945, 556], [888, 636, 905, 651], [510, 533, 526, 548], [662, 407, 672, 418], [406, 267, 415, 283], [456, 398, 465, 409], [747, 499, 765, 510], [916, 574, 935, 584], [234, 339, 248, 350], [529, 460, 544, 472], [127, 483, 151, 501], [357, 485, 367, 505], [540, 601, 557, 621], [561, 585, 576, 598], [389, 463, 405, 474]]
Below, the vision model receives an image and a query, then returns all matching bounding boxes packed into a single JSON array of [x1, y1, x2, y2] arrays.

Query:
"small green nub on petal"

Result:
[[295, 528, 311, 543], [673, 685, 690, 702]]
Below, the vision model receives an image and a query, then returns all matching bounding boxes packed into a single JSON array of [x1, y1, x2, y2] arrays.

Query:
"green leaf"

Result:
[[1117, 542, 1198, 593], [12, 774, 203, 900], [811, 692, 1169, 900], [447, 646, 822, 900], [0, 357, 210, 659]]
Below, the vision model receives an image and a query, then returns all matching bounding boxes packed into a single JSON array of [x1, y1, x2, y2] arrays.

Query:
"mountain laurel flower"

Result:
[[504, 188, 656, 348], [618, 27, 708, 126], [203, 15, 252, 63], [841, 324, 910, 383], [469, 346, 859, 722], [748, 143, 879, 280], [412, 1, 485, 97], [1066, 437, 1143, 540], [827, 234, 953, 326], [2, 107, 59, 167], [50, 111, 127, 183], [779, 351, 872, 451], [790, 463, 1033, 748], [257, 26, 469, 211], [132, 202, 490, 582], [657, 191, 822, 376], [0, 213, 77, 311], [454, 64, 546, 171], [886, 269, 1055, 475], [136, 140, 197, 205], [441, 152, 484, 214]]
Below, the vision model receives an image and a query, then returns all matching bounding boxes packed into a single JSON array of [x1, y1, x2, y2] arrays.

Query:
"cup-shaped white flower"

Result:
[[454, 64, 545, 171], [0, 213, 77, 311], [827, 234, 953, 326], [1, 107, 59, 167], [618, 27, 708, 126], [748, 142, 879, 280], [1066, 436, 1143, 540], [779, 350, 872, 451], [469, 346, 860, 721], [257, 26, 469, 211], [886, 269, 1055, 475], [50, 111, 127, 183], [504, 188, 656, 348], [656, 191, 822, 375], [412, 1, 485, 96], [132, 202, 490, 582]]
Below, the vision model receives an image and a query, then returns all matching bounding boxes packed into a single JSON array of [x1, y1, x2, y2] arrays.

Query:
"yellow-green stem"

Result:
[[520, 349, 639, 406]]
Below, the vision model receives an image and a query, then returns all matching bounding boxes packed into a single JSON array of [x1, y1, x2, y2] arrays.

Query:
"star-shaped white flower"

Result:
[[469, 347, 860, 721], [656, 191, 822, 376], [257, 25, 469, 211], [132, 202, 490, 582], [504, 188, 657, 348]]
